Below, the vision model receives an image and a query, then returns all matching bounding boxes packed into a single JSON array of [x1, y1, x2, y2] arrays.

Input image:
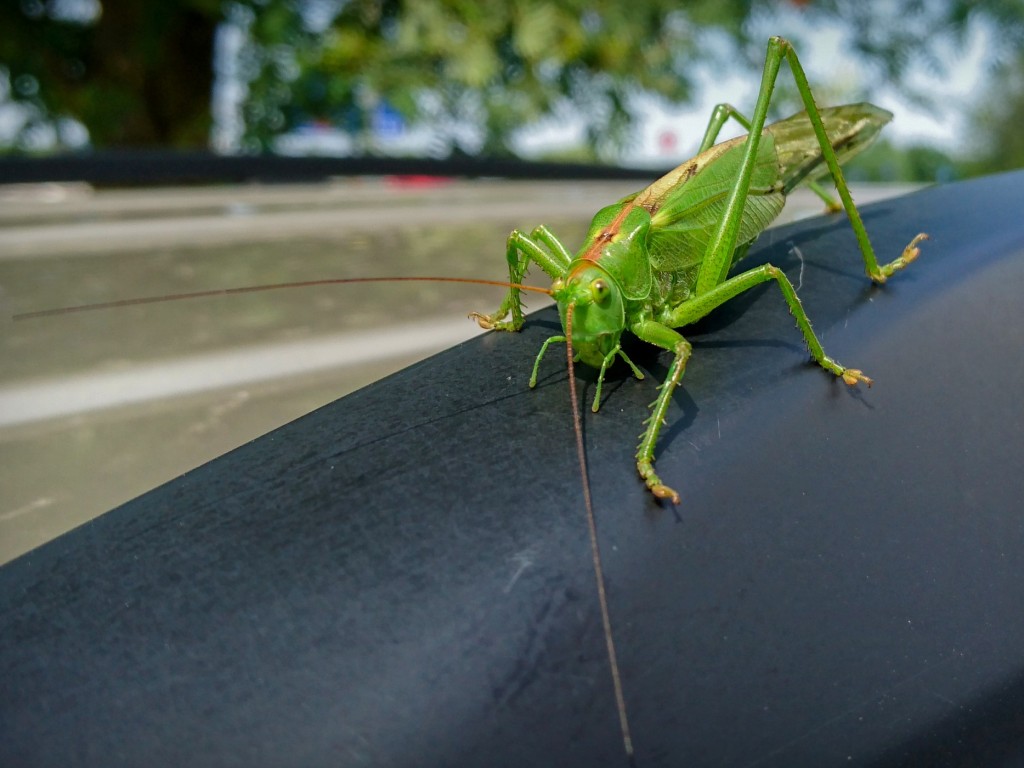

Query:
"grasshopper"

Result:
[[471, 35, 927, 504], [14, 36, 928, 763], [16, 36, 927, 507]]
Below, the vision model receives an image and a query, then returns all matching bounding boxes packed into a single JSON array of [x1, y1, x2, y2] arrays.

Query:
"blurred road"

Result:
[[0, 178, 919, 564]]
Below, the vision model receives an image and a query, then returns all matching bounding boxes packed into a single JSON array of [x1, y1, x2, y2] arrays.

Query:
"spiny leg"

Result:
[[529, 334, 566, 387], [694, 38, 789, 294], [633, 253, 874, 504], [470, 227, 571, 332], [699, 102, 840, 211], [671, 261, 872, 386], [530, 224, 573, 264], [530, 336, 645, 412], [592, 346, 644, 413], [806, 180, 843, 212], [698, 103, 752, 153], [695, 36, 926, 295], [629, 320, 693, 504], [776, 38, 927, 282]]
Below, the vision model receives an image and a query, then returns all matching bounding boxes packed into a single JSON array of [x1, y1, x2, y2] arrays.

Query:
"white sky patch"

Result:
[[873, 23, 992, 148], [521, 13, 994, 167]]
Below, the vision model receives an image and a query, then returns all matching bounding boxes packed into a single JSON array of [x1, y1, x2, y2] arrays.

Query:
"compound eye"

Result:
[[551, 277, 565, 295], [592, 279, 609, 302]]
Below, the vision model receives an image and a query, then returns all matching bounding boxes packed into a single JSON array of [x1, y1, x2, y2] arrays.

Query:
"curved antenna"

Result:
[[13, 277, 552, 321]]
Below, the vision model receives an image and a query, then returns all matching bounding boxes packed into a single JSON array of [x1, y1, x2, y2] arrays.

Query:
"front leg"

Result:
[[470, 226, 571, 332], [631, 319, 693, 504]]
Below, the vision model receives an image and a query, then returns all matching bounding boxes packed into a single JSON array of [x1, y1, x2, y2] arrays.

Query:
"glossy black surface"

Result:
[[3, 172, 1024, 767]]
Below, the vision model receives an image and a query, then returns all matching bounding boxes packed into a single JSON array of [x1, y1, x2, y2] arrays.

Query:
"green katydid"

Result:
[[14, 36, 928, 763], [15, 35, 927, 507], [471, 35, 927, 505]]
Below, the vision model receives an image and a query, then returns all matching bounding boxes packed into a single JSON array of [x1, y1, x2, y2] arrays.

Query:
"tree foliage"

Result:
[[242, 0, 756, 156], [963, 49, 1024, 174], [4, 0, 1024, 160], [842, 139, 963, 183], [1, 0, 221, 148]]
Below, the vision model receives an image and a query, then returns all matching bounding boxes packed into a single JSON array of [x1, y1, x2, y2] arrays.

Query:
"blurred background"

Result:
[[2, 0, 1022, 563], [3, 0, 1024, 172]]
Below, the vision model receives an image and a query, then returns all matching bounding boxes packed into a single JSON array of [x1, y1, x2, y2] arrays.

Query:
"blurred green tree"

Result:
[[841, 139, 963, 183], [241, 0, 1024, 160], [240, 0, 754, 156], [3, 0, 1024, 159], [963, 50, 1024, 174], [1, 0, 221, 148]]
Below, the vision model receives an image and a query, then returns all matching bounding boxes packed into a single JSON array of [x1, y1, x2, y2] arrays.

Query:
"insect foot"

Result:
[[900, 232, 929, 267], [637, 458, 682, 504], [652, 483, 682, 504], [873, 232, 930, 283], [468, 311, 513, 331], [841, 368, 873, 387]]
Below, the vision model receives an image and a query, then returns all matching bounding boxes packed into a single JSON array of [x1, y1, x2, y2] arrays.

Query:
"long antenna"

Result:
[[12, 276, 552, 320], [19, 276, 636, 760], [565, 303, 636, 765]]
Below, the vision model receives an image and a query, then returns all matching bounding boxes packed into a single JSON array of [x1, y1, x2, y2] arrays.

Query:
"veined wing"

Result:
[[768, 103, 891, 192], [621, 102, 891, 274], [628, 135, 786, 273]]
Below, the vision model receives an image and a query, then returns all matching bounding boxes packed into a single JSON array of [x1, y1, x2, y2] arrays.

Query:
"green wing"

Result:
[[623, 102, 891, 278], [768, 102, 892, 193], [629, 134, 786, 275]]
